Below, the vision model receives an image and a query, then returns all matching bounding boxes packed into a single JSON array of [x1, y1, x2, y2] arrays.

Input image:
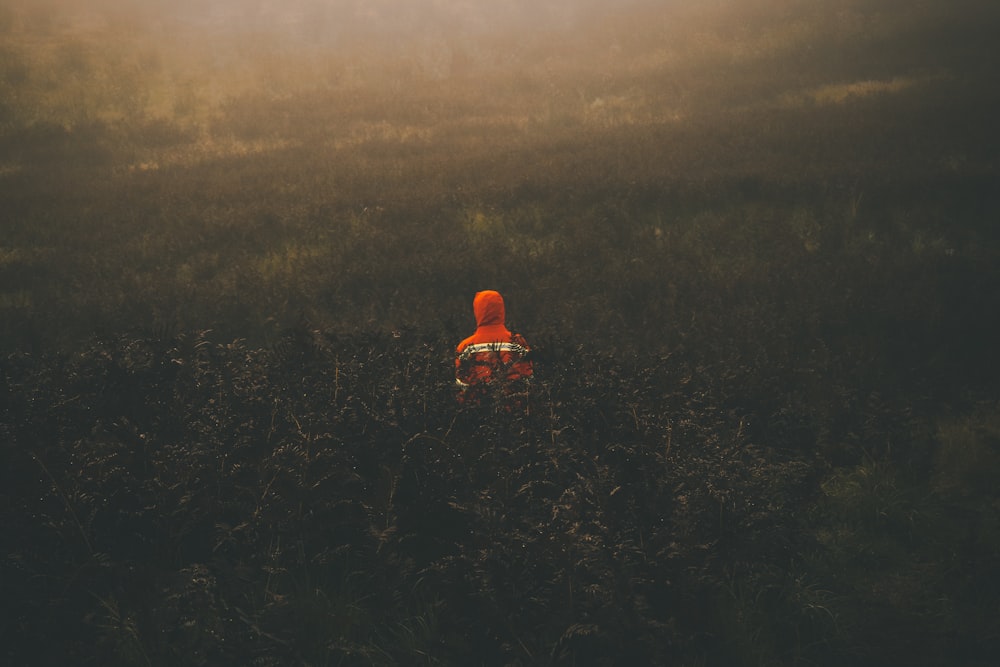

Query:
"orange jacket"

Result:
[[455, 290, 533, 390]]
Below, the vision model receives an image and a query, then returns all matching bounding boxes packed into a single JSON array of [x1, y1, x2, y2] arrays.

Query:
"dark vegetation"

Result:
[[2, 0, 1000, 664]]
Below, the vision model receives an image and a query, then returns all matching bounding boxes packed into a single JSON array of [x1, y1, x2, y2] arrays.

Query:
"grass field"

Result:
[[2, 0, 1000, 664]]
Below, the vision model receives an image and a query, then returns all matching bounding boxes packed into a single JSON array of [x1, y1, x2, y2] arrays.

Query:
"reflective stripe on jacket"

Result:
[[455, 337, 532, 388]]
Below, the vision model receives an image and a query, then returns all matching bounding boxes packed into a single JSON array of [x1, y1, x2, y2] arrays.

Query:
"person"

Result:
[[455, 290, 532, 404]]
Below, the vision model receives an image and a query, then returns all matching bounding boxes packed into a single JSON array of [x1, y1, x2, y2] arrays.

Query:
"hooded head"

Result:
[[472, 290, 506, 327]]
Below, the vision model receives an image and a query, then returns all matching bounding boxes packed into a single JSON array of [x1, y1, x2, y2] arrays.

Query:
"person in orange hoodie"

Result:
[[455, 290, 532, 403]]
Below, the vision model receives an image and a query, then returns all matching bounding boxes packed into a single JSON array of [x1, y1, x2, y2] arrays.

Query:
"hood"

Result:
[[473, 290, 506, 327]]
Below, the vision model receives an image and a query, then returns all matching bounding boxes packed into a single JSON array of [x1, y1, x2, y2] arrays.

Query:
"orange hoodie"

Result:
[[455, 290, 532, 389]]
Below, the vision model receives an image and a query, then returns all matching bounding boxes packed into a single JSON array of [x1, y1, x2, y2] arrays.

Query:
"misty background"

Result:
[[4, 0, 996, 185], [2, 0, 998, 345]]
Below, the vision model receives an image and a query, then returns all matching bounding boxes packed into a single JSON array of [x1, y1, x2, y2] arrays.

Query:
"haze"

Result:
[[2, 0, 996, 197], [4, 0, 668, 43]]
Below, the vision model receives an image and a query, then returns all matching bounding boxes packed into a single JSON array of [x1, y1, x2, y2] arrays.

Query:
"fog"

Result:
[[2, 0, 995, 160], [0, 0, 693, 104], [6, 0, 673, 43]]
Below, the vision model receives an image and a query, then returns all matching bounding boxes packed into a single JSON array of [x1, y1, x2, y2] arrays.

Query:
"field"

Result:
[[2, 0, 1000, 664]]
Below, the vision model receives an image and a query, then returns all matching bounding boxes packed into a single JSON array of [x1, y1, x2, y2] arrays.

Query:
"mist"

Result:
[[4, 0, 669, 43]]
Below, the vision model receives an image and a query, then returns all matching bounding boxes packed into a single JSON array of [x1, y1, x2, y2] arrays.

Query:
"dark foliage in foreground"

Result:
[[0, 329, 809, 666], [3, 329, 999, 666]]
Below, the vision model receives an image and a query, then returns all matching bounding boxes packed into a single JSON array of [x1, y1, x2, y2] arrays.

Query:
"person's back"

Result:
[[455, 290, 532, 403]]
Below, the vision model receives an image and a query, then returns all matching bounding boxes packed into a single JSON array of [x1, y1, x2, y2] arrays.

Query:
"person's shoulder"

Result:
[[456, 334, 475, 352]]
